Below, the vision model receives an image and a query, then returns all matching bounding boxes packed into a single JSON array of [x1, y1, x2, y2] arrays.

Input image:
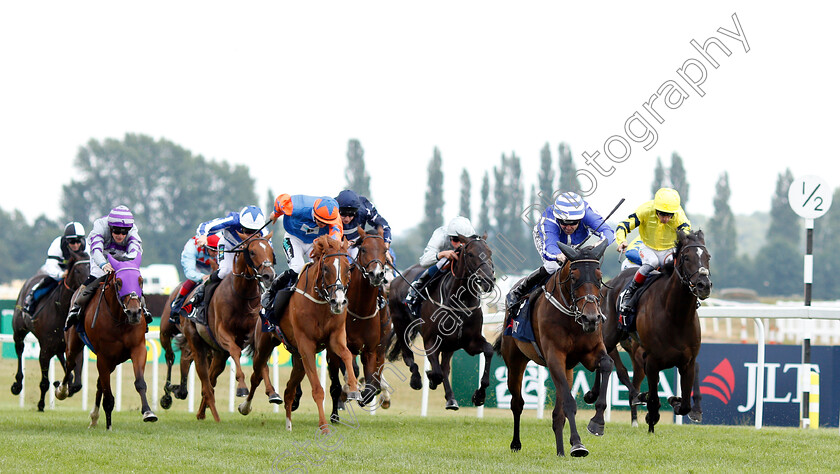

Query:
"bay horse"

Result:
[[57, 254, 156, 429], [11, 250, 90, 411], [494, 240, 611, 457], [601, 229, 711, 433], [238, 235, 361, 432], [324, 226, 390, 422], [387, 234, 495, 410], [159, 282, 194, 409], [181, 232, 275, 422]]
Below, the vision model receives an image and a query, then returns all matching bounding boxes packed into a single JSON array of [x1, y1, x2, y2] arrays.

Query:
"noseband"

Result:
[[673, 243, 710, 299], [543, 258, 604, 326]]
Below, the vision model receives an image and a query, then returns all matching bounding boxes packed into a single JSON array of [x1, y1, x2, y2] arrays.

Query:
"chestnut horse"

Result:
[[601, 230, 711, 433], [239, 235, 361, 432], [159, 282, 192, 409], [387, 234, 495, 410], [494, 240, 611, 457], [325, 226, 390, 422], [11, 250, 89, 411], [181, 232, 275, 422], [58, 254, 155, 429]]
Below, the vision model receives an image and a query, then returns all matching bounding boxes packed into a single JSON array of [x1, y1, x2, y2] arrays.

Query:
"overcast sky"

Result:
[[1, 2, 837, 235]]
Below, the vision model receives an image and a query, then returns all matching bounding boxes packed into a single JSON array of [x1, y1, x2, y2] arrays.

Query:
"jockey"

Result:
[[335, 189, 394, 264], [189, 205, 269, 319], [506, 192, 615, 314], [404, 216, 477, 314], [22, 222, 87, 318], [66, 205, 149, 328], [167, 232, 220, 324], [261, 194, 343, 317], [615, 187, 691, 323]]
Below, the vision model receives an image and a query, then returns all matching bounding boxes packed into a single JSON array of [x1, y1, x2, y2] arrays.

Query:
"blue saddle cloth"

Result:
[[503, 298, 536, 344], [75, 319, 97, 355]]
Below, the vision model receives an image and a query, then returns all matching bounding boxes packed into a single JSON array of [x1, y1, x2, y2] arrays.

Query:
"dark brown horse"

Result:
[[159, 282, 194, 409], [58, 254, 155, 429], [239, 235, 361, 432], [181, 233, 275, 422], [387, 235, 495, 410], [11, 250, 89, 411], [324, 226, 390, 422], [601, 230, 711, 433], [495, 240, 611, 457]]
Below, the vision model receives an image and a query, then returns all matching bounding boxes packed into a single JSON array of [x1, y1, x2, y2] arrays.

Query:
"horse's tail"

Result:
[[492, 332, 503, 355], [242, 329, 255, 359], [174, 334, 189, 353]]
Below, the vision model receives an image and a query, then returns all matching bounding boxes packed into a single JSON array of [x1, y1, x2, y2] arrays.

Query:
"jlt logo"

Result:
[[738, 362, 818, 412]]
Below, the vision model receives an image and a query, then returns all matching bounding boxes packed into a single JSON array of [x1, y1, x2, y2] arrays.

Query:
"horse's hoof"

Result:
[[268, 393, 282, 405], [630, 393, 645, 406], [236, 387, 249, 397], [238, 401, 252, 416], [69, 384, 82, 397], [380, 399, 390, 410], [143, 411, 158, 423], [55, 385, 68, 401], [510, 440, 521, 452], [37, 402, 45, 412], [667, 396, 681, 409], [330, 413, 340, 424], [570, 444, 589, 457], [286, 417, 293, 432], [160, 394, 173, 410], [688, 410, 703, 423], [583, 391, 598, 404], [445, 399, 459, 410], [409, 373, 422, 390], [346, 391, 362, 402], [587, 420, 604, 436], [164, 381, 173, 394], [471, 389, 486, 407], [631, 419, 639, 428], [10, 382, 22, 396], [174, 386, 188, 400]]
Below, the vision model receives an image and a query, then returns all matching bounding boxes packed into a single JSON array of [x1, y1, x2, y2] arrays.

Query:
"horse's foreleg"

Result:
[[643, 361, 662, 434], [57, 329, 83, 400], [70, 349, 84, 396], [465, 337, 493, 407], [298, 340, 329, 431], [689, 361, 702, 423], [439, 351, 458, 410], [359, 348, 380, 407], [10, 329, 26, 396], [326, 352, 343, 423], [90, 377, 102, 428], [547, 351, 588, 457], [215, 328, 249, 397], [585, 351, 613, 437], [239, 330, 274, 415], [504, 339, 529, 453], [130, 343, 157, 422], [424, 340, 445, 391], [283, 354, 307, 431], [37, 351, 52, 412], [190, 341, 218, 422], [328, 327, 360, 401], [670, 359, 696, 418], [96, 359, 116, 430]]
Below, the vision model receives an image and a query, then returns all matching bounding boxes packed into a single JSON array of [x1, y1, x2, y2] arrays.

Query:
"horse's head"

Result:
[[65, 250, 91, 291], [238, 232, 276, 290], [313, 236, 352, 314], [453, 234, 495, 295], [107, 254, 144, 325], [555, 239, 608, 333], [352, 226, 388, 287], [674, 230, 712, 300]]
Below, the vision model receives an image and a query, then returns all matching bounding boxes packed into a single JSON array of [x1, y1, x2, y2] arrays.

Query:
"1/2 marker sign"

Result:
[[788, 175, 832, 219]]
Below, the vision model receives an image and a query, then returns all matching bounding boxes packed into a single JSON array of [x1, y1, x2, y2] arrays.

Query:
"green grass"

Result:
[[4, 358, 840, 472]]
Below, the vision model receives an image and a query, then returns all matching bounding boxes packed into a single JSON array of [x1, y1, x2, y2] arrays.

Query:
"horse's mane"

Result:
[[311, 235, 342, 259]]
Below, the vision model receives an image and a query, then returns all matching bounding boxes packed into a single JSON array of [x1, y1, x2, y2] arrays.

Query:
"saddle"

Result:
[[503, 291, 544, 362]]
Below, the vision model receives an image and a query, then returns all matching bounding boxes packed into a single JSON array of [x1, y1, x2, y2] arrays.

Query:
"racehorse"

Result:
[[181, 232, 275, 422], [10, 250, 89, 411], [238, 235, 361, 432], [159, 282, 194, 409], [57, 254, 156, 429], [494, 240, 611, 457], [387, 234, 495, 410], [324, 226, 390, 422], [601, 229, 711, 433]]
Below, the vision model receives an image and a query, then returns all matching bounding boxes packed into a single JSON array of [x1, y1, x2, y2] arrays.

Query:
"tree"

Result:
[[652, 157, 666, 198], [670, 152, 689, 211], [493, 154, 508, 237], [61, 133, 257, 271], [813, 187, 840, 299], [538, 143, 555, 206], [478, 172, 490, 235], [751, 169, 802, 296], [421, 147, 445, 238], [344, 139, 371, 198], [558, 142, 581, 193], [706, 172, 740, 288], [0, 208, 61, 283], [459, 169, 471, 220]]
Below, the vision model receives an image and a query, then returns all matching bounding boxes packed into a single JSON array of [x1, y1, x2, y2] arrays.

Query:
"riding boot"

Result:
[[65, 281, 100, 330], [405, 266, 438, 315], [169, 293, 187, 324], [22, 282, 41, 317], [505, 266, 550, 313], [618, 277, 644, 327], [261, 269, 298, 315]]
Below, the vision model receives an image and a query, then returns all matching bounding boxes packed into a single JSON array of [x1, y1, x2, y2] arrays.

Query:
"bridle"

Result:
[[673, 242, 711, 299], [63, 258, 90, 291], [110, 267, 143, 316], [352, 233, 386, 286], [229, 236, 275, 292], [452, 237, 494, 289], [297, 251, 350, 305], [542, 257, 604, 326]]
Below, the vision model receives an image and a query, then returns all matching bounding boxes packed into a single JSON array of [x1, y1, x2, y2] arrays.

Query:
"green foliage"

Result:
[[459, 168, 471, 220], [0, 209, 62, 283], [557, 142, 580, 194], [421, 147, 445, 239], [478, 172, 490, 235], [344, 139, 372, 199], [490, 152, 536, 274], [60, 133, 257, 275], [669, 152, 689, 211], [652, 157, 665, 198], [812, 187, 840, 299], [706, 172, 741, 289], [538, 143, 555, 203]]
